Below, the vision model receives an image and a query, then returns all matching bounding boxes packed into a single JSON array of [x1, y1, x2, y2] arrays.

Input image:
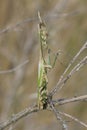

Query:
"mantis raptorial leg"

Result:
[[37, 12, 59, 109]]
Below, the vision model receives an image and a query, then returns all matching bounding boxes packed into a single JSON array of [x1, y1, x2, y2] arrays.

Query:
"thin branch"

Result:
[[49, 99, 68, 130], [51, 56, 87, 96], [46, 0, 79, 21], [49, 41, 87, 96], [0, 17, 36, 35], [0, 59, 29, 74], [0, 10, 79, 36], [0, 105, 38, 130], [53, 95, 87, 105], [1, 27, 35, 120], [59, 111, 87, 128]]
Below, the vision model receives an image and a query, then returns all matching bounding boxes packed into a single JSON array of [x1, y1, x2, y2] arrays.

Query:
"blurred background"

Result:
[[0, 0, 87, 130]]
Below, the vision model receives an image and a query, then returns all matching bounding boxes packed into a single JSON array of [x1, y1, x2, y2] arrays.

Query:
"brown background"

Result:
[[0, 0, 87, 130]]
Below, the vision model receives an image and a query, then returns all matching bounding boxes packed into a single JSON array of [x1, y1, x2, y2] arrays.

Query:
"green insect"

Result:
[[37, 12, 58, 109]]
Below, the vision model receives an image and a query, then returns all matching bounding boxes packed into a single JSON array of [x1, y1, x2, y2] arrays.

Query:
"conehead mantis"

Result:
[[37, 12, 60, 109]]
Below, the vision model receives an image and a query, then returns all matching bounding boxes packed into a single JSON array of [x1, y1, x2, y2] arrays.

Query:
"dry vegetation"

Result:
[[0, 0, 87, 130]]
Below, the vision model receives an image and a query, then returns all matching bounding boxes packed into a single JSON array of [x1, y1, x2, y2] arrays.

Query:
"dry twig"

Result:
[[0, 105, 38, 130], [50, 42, 87, 96]]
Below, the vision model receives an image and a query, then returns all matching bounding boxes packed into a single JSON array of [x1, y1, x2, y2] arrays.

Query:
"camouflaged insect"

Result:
[[37, 12, 58, 109], [38, 12, 49, 109]]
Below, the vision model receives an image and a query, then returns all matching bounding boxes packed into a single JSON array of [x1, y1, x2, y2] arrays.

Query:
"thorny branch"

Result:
[[53, 95, 87, 105], [58, 111, 87, 128], [50, 55, 87, 95], [0, 8, 87, 129], [0, 40, 87, 130], [49, 107, 87, 129], [0, 105, 39, 130], [1, 92, 87, 130], [50, 41, 87, 96], [48, 98, 68, 130]]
